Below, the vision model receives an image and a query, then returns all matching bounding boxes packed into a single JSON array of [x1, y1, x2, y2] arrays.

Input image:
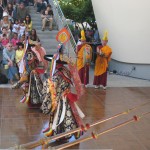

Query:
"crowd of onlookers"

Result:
[[73, 26, 101, 44], [0, 0, 54, 84]]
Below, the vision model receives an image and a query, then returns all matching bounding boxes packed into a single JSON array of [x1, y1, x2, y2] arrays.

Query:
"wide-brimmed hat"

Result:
[[3, 12, 8, 17]]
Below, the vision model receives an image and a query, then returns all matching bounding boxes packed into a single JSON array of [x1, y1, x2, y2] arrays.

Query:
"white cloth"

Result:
[[19, 26, 26, 37], [12, 24, 20, 33], [18, 59, 24, 74]]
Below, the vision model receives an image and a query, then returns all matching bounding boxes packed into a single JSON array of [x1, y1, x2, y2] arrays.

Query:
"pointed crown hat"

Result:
[[81, 30, 86, 41], [102, 31, 108, 41]]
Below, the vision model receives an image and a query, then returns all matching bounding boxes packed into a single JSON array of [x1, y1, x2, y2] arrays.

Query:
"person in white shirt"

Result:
[[18, 21, 26, 39], [12, 19, 20, 34]]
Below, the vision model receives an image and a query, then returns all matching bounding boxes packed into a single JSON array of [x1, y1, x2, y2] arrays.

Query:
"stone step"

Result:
[[33, 26, 58, 31], [36, 30, 58, 35], [29, 6, 58, 54]]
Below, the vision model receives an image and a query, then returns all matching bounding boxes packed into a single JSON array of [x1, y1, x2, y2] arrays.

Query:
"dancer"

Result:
[[41, 28, 85, 141], [12, 41, 47, 108]]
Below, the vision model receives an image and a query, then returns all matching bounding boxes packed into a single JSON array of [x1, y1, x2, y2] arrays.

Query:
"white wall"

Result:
[[92, 0, 150, 64]]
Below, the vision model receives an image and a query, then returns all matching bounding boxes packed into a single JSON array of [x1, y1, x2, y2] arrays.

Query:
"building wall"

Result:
[[91, 0, 150, 64], [91, 0, 150, 80]]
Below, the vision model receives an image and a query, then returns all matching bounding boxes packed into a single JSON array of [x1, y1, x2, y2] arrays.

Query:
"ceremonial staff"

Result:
[[54, 112, 150, 150], [9, 102, 150, 149]]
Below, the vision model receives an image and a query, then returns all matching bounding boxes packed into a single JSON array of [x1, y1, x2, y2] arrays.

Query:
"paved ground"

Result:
[[0, 87, 150, 149]]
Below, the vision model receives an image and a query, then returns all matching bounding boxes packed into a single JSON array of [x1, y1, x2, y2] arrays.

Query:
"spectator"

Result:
[[36, 0, 46, 13], [15, 42, 24, 76], [31, 42, 48, 71], [29, 29, 40, 45], [11, 33, 19, 48], [0, 12, 11, 33], [24, 14, 32, 34], [0, 33, 9, 47], [2, 0, 7, 8], [20, 34, 25, 44], [6, 3, 14, 21], [41, 4, 53, 31], [12, 19, 20, 34], [16, 2, 29, 20], [0, 27, 9, 38], [2, 43, 19, 84], [18, 20, 26, 39]]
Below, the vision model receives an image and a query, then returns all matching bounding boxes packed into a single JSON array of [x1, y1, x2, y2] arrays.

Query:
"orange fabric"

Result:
[[56, 27, 70, 44], [94, 45, 112, 76], [77, 44, 92, 71], [31, 47, 48, 69]]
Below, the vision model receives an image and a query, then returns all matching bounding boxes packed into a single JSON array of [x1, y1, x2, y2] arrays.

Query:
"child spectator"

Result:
[[12, 19, 20, 34], [0, 33, 9, 47], [20, 34, 26, 44], [18, 20, 26, 39], [15, 42, 25, 76], [0, 26, 9, 38], [11, 33, 19, 48]]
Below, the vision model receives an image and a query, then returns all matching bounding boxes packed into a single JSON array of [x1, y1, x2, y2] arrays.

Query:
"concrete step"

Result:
[[32, 25, 58, 31], [29, 6, 58, 54], [36, 30, 58, 35]]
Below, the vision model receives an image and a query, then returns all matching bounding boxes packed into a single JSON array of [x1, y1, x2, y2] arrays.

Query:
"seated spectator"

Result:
[[12, 19, 20, 34], [2, 43, 19, 84], [11, 33, 19, 49], [6, 3, 14, 21], [24, 14, 32, 35], [0, 12, 11, 34], [18, 20, 26, 39], [16, 2, 29, 20], [41, 4, 53, 31], [29, 29, 40, 45], [0, 33, 9, 48], [0, 27, 9, 38], [20, 34, 25, 44], [31, 42, 48, 71], [15, 42, 25, 76], [36, 0, 46, 13]]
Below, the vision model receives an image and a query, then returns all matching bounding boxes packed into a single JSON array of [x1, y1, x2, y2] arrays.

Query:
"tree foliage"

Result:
[[58, 0, 96, 29]]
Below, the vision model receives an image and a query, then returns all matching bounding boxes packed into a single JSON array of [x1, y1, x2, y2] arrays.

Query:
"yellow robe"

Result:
[[77, 44, 92, 71], [94, 45, 112, 76]]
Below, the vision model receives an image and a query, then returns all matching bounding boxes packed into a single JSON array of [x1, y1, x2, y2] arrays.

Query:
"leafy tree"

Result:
[[58, 0, 96, 29]]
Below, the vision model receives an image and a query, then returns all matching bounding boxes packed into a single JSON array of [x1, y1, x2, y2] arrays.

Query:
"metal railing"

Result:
[[49, 0, 77, 58]]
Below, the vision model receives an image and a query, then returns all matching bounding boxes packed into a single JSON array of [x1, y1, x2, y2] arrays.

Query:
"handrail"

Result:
[[49, 0, 77, 57]]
